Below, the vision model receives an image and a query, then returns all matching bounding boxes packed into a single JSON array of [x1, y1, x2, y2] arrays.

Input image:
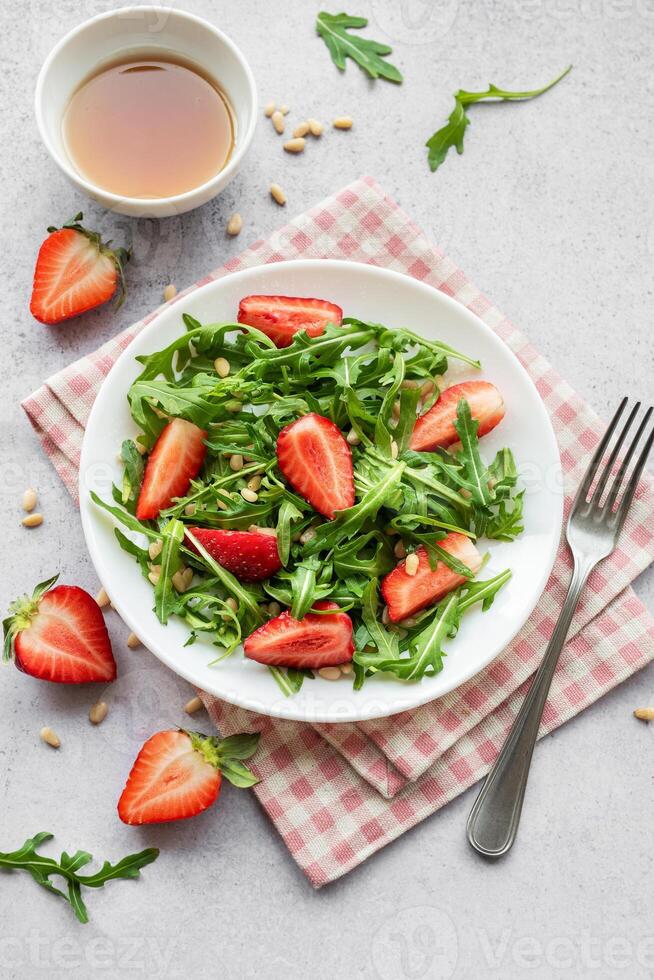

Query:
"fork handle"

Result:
[[466, 555, 595, 857]]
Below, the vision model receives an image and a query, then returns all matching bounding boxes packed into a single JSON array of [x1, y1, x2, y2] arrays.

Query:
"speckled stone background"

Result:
[[2, 1, 654, 977]]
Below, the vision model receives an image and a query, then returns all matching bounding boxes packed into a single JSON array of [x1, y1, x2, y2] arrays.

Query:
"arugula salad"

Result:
[[93, 293, 524, 697]]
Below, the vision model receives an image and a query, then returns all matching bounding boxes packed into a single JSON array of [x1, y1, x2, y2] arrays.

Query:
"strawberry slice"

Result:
[[30, 212, 129, 325], [118, 729, 260, 825], [136, 418, 207, 520], [276, 413, 354, 519], [237, 294, 343, 348], [3, 575, 116, 683], [381, 533, 483, 622], [186, 528, 281, 582], [244, 601, 354, 669], [409, 381, 505, 452]]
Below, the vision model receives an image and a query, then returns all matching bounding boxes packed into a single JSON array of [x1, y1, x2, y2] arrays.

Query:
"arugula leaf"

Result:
[[426, 65, 572, 172], [485, 491, 525, 542], [269, 666, 311, 697], [316, 11, 403, 83], [120, 439, 144, 511], [453, 399, 493, 506], [153, 519, 184, 624], [0, 833, 158, 924]]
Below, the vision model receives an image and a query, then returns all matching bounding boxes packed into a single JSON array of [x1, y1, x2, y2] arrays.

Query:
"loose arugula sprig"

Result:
[[316, 11, 403, 83], [94, 316, 524, 695], [426, 65, 572, 172], [0, 833, 158, 924]]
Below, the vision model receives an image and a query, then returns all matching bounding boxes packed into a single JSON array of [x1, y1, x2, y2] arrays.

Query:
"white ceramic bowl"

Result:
[[35, 6, 257, 218], [80, 260, 564, 723]]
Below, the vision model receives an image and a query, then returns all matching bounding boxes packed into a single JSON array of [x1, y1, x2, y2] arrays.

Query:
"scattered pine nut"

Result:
[[185, 502, 197, 517], [254, 526, 277, 537], [95, 587, 110, 608], [172, 569, 189, 593], [280, 104, 289, 115], [148, 539, 163, 560], [163, 284, 177, 302], [182, 567, 194, 588], [300, 527, 317, 544], [405, 553, 420, 577], [340, 662, 353, 675], [634, 707, 654, 721], [346, 428, 360, 446], [264, 101, 276, 117], [390, 440, 399, 459], [226, 597, 239, 613], [126, 632, 141, 649], [398, 615, 419, 628], [401, 379, 420, 390], [271, 110, 285, 134], [230, 453, 244, 472], [214, 356, 231, 378], [40, 727, 60, 748], [185, 695, 204, 716], [22, 513, 43, 528], [293, 121, 310, 138], [241, 487, 258, 503], [333, 116, 353, 130], [89, 701, 108, 725], [148, 569, 160, 586], [420, 380, 435, 398], [394, 540, 407, 559], [270, 183, 286, 205], [226, 212, 242, 236], [268, 601, 281, 617], [283, 137, 305, 154], [308, 118, 324, 137], [318, 666, 341, 681], [247, 474, 262, 492], [22, 488, 37, 512]]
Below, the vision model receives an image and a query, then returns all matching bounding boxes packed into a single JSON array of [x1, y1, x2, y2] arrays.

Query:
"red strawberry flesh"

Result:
[[237, 294, 343, 348], [244, 601, 354, 669], [409, 381, 505, 452], [136, 418, 207, 520], [276, 413, 354, 519], [186, 528, 281, 582], [381, 533, 483, 622]]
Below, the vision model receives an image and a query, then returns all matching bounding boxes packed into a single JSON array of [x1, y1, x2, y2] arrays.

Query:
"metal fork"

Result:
[[467, 397, 654, 858]]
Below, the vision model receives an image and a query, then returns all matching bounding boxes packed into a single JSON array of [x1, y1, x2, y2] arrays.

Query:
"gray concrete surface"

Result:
[[1, 1, 654, 977]]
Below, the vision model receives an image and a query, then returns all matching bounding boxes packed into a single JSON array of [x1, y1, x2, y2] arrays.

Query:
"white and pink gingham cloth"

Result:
[[23, 177, 654, 886]]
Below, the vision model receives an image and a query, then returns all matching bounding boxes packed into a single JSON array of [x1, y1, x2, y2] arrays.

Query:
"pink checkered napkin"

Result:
[[23, 177, 654, 886]]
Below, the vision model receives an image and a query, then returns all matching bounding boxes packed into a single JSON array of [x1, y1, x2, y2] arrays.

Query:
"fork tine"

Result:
[[590, 400, 640, 507], [610, 410, 654, 532], [571, 397, 627, 512], [605, 406, 653, 513]]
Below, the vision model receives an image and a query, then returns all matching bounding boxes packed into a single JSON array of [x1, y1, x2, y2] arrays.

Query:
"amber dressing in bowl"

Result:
[[62, 54, 235, 199]]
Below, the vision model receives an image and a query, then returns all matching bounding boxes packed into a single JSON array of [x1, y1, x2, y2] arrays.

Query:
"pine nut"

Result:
[[183, 567, 194, 588], [148, 539, 163, 560], [399, 615, 419, 628], [271, 110, 285, 134], [22, 513, 43, 528], [40, 727, 60, 748], [280, 104, 290, 115], [136, 441, 147, 455], [185, 502, 196, 517], [22, 488, 37, 512], [283, 137, 305, 153], [268, 601, 281, 617], [300, 527, 316, 544], [264, 101, 276, 117], [185, 695, 204, 715], [392, 400, 401, 418], [346, 429, 360, 446], [318, 666, 341, 680], [401, 379, 420, 390], [226, 597, 239, 613], [229, 453, 244, 472], [405, 553, 420, 576], [333, 116, 353, 130], [247, 474, 262, 492], [634, 707, 654, 721], [390, 440, 399, 459], [226, 212, 242, 236], [172, 568, 190, 593], [148, 569, 160, 586], [241, 487, 258, 503], [95, 587, 110, 608], [340, 662, 353, 675], [308, 118, 324, 137], [254, 526, 277, 537], [126, 632, 141, 649], [89, 701, 108, 725], [270, 183, 286, 205], [293, 121, 310, 138], [394, 540, 406, 559], [420, 380, 435, 397], [163, 284, 177, 302], [214, 356, 231, 378]]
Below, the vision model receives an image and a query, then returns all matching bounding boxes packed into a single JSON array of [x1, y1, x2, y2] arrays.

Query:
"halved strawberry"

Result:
[[136, 418, 207, 520], [3, 575, 116, 683], [381, 534, 483, 622], [409, 381, 505, 452], [186, 528, 281, 582], [30, 212, 129, 325], [276, 413, 354, 519], [118, 729, 260, 826], [244, 601, 354, 669], [237, 294, 343, 348]]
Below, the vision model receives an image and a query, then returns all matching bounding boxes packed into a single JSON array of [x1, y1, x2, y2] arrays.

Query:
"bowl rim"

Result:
[[34, 5, 258, 209]]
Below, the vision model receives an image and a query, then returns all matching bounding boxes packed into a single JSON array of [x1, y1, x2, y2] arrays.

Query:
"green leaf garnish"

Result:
[[316, 11, 403, 83]]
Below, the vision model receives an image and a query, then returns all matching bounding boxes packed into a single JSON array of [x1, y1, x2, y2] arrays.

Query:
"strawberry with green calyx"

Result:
[[30, 212, 130, 325], [3, 574, 116, 683], [118, 729, 260, 825]]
